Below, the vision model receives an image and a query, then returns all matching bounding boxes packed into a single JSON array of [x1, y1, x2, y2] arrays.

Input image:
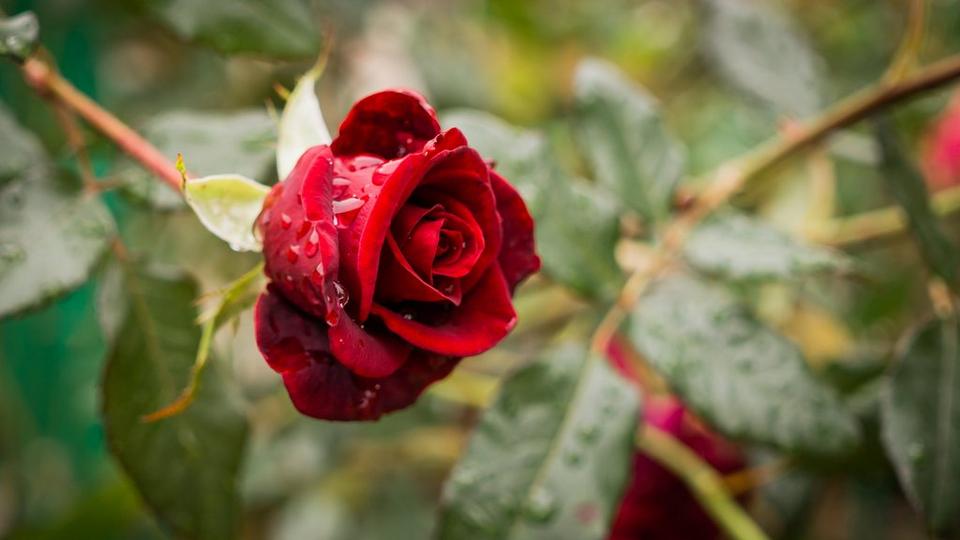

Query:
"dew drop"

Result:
[[280, 213, 292, 229], [333, 281, 349, 307], [524, 487, 557, 522], [285, 244, 300, 263], [324, 307, 340, 327], [332, 177, 352, 187], [310, 263, 325, 285], [333, 197, 365, 214], [295, 220, 311, 239]]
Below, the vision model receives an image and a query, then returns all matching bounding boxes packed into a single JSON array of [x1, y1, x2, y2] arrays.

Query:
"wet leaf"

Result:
[[684, 211, 849, 281], [875, 118, 960, 292], [0, 11, 39, 62], [628, 273, 860, 457], [438, 344, 639, 540], [702, 0, 822, 117], [184, 174, 270, 252], [573, 58, 685, 225], [276, 62, 332, 180], [0, 107, 114, 318], [147, 0, 320, 59], [120, 109, 276, 209], [882, 316, 960, 534], [102, 270, 248, 540]]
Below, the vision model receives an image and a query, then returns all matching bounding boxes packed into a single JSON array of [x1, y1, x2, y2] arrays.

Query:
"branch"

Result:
[[20, 57, 182, 191], [637, 426, 769, 540]]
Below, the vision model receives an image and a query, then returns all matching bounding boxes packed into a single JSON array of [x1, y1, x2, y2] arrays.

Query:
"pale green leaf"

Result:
[[277, 63, 331, 180], [184, 174, 269, 252], [0, 11, 39, 62]]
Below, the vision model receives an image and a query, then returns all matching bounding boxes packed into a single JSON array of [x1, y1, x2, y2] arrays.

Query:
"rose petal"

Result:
[[377, 234, 463, 305], [255, 287, 453, 421], [489, 170, 541, 292], [371, 268, 517, 356], [331, 90, 441, 160], [259, 145, 339, 318]]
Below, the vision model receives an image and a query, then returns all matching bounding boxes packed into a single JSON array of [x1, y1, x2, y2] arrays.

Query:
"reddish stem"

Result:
[[20, 57, 182, 192]]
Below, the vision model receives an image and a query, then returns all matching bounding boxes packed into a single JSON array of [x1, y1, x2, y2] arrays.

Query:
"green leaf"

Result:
[[0, 107, 114, 318], [573, 58, 685, 225], [881, 316, 960, 534], [102, 270, 248, 540], [684, 211, 849, 281], [875, 118, 960, 291], [148, 0, 320, 59], [277, 62, 332, 180], [537, 179, 623, 299], [702, 0, 822, 117], [0, 11, 39, 62], [628, 273, 860, 457], [184, 174, 270, 252], [120, 109, 276, 209], [438, 345, 639, 540], [442, 109, 552, 217]]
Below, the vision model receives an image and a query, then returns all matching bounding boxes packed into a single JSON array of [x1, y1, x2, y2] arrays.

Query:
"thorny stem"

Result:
[[20, 57, 182, 191], [636, 427, 769, 540]]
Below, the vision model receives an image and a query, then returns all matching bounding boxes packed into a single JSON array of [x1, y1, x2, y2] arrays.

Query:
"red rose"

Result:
[[922, 91, 960, 191], [254, 90, 540, 421]]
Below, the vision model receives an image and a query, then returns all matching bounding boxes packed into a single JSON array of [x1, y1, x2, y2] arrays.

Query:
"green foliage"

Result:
[[882, 316, 960, 535], [102, 270, 248, 539], [0, 107, 114, 318], [276, 62, 331, 180], [628, 273, 861, 457], [146, 0, 320, 59], [120, 110, 277, 209], [875, 119, 960, 291], [0, 11, 39, 62], [702, 0, 822, 117], [438, 345, 638, 540], [573, 58, 685, 225], [684, 211, 849, 281], [184, 174, 270, 252]]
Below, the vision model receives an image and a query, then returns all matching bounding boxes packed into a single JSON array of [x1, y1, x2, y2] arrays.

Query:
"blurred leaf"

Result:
[[120, 109, 276, 210], [443, 109, 551, 217], [573, 58, 685, 225], [147, 0, 320, 59], [0, 11, 39, 62], [0, 108, 114, 318], [875, 119, 960, 291], [881, 315, 960, 534], [277, 62, 331, 180], [537, 179, 623, 299], [702, 0, 822, 117], [684, 211, 849, 281], [184, 174, 269, 252], [438, 344, 639, 540], [102, 270, 248, 540], [628, 273, 860, 457]]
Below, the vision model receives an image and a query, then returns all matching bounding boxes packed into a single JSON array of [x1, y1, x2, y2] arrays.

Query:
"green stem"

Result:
[[637, 426, 769, 540]]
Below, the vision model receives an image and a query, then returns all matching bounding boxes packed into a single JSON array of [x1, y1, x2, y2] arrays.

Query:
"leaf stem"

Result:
[[637, 426, 769, 540], [19, 57, 182, 191]]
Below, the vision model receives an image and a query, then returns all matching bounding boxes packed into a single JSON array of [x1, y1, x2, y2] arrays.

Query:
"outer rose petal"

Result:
[[489, 170, 540, 292], [331, 89, 441, 160], [255, 286, 456, 421], [371, 268, 517, 357]]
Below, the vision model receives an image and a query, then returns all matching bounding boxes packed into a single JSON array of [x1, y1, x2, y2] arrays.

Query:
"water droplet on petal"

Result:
[[332, 177, 352, 187], [280, 213, 292, 229], [333, 281, 349, 307], [295, 220, 311, 239], [285, 244, 300, 263], [310, 262, 325, 285], [333, 197, 365, 214], [524, 487, 557, 522]]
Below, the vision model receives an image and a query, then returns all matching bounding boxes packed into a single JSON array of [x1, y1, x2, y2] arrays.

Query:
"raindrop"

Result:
[[403, 313, 414, 320], [333, 197, 365, 214], [285, 245, 300, 263], [310, 262, 325, 285], [324, 307, 340, 327], [280, 213, 292, 229], [523, 487, 557, 522], [332, 177, 352, 187], [295, 220, 311, 239]]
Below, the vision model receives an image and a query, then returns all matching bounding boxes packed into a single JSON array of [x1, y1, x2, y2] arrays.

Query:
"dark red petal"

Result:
[[377, 235, 463, 305], [326, 297, 412, 378], [401, 215, 444, 277], [259, 145, 339, 318], [489, 170, 541, 292], [331, 90, 441, 160], [430, 208, 484, 278], [255, 287, 456, 421], [371, 268, 517, 357]]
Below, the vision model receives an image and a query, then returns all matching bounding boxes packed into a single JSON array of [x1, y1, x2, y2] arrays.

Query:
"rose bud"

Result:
[[609, 396, 747, 540], [255, 90, 540, 421], [922, 91, 960, 191]]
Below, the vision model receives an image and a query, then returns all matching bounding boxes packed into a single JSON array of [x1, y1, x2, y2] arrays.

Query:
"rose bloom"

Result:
[[606, 339, 747, 540], [255, 90, 540, 421], [922, 91, 960, 191]]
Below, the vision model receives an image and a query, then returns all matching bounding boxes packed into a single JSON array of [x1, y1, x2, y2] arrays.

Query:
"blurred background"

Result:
[[2, 0, 960, 538]]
